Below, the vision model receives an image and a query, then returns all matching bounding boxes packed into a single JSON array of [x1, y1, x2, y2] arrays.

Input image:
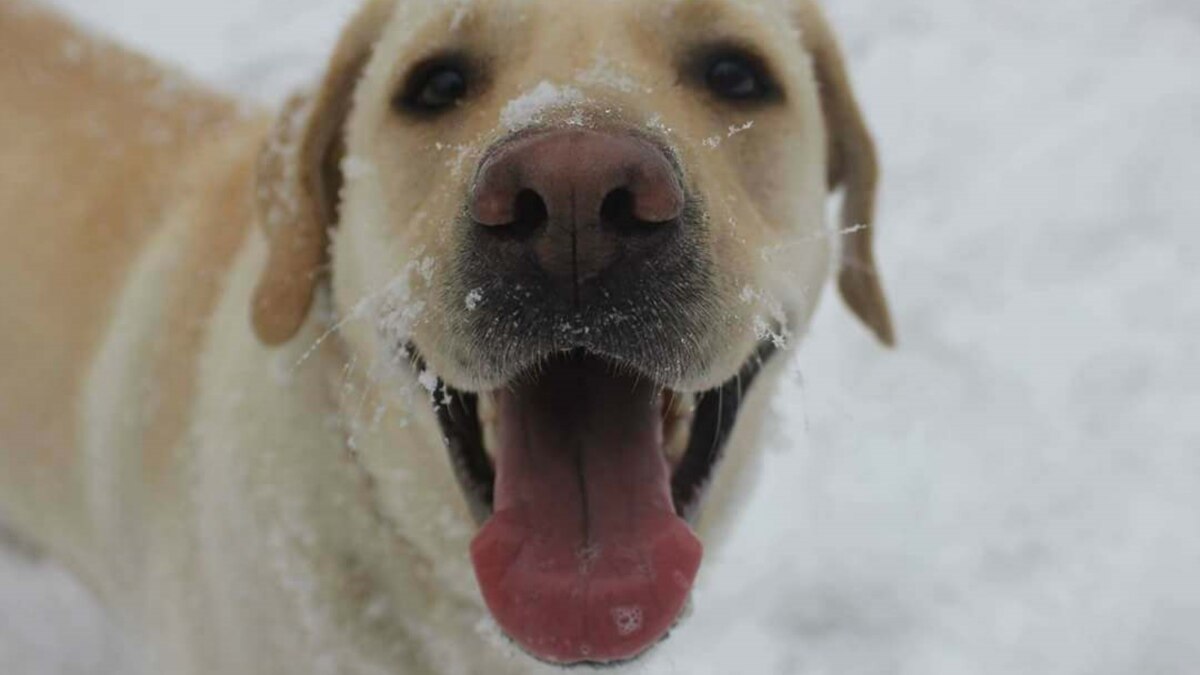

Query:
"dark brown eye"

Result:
[[398, 60, 469, 114], [705, 55, 773, 101]]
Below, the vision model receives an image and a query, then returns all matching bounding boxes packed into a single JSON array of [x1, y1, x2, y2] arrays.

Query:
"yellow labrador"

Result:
[[0, 0, 892, 671]]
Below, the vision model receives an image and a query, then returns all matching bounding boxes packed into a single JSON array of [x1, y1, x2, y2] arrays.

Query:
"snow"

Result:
[[499, 81, 586, 131], [726, 120, 755, 137], [418, 369, 440, 395], [465, 289, 484, 312], [575, 55, 643, 94], [6, 0, 1200, 673], [0, 550, 131, 674], [611, 606, 644, 637]]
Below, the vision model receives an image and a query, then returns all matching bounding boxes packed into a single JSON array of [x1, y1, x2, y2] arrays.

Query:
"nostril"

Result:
[[600, 187, 676, 237], [506, 189, 548, 238], [599, 188, 637, 228]]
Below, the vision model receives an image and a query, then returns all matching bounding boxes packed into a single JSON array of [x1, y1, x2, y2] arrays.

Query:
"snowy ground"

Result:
[[4, 0, 1199, 673]]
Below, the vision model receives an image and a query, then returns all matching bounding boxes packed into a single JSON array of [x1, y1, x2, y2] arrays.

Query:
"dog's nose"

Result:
[[469, 129, 684, 284]]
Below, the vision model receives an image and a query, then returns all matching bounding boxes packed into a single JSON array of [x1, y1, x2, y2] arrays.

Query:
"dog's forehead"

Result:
[[383, 0, 803, 51]]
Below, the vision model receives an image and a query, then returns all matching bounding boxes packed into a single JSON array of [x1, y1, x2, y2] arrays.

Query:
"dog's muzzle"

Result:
[[450, 127, 716, 389]]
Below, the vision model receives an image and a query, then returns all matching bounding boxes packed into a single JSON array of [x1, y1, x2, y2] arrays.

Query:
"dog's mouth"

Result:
[[427, 344, 774, 665]]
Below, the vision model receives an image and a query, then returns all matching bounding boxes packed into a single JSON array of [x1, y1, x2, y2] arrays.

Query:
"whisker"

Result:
[[291, 265, 423, 373], [758, 222, 872, 261], [292, 304, 365, 372]]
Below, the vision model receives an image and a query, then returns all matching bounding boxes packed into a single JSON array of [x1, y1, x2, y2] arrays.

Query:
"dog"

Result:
[[0, 0, 892, 671]]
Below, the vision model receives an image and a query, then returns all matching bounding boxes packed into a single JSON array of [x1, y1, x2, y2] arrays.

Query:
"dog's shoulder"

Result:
[[0, 0, 270, 577]]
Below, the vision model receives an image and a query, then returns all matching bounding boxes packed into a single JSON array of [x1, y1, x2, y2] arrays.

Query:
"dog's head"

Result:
[[252, 0, 891, 665]]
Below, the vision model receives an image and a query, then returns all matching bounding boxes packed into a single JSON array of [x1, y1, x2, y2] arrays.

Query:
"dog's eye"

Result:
[[413, 67, 467, 110], [705, 56, 771, 101], [398, 59, 469, 115]]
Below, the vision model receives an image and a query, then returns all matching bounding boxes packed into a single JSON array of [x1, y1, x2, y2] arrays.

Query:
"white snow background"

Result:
[[4, 0, 1200, 673]]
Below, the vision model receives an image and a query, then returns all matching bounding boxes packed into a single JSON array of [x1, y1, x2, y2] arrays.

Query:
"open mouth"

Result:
[[428, 343, 775, 665]]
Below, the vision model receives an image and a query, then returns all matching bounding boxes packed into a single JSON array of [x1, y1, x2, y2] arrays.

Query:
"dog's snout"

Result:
[[469, 129, 684, 284]]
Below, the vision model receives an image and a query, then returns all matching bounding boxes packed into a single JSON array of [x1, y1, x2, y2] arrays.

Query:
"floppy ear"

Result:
[[251, 0, 394, 345], [798, 1, 896, 346]]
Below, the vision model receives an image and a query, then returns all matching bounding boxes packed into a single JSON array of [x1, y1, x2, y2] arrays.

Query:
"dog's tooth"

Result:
[[665, 417, 692, 467], [478, 394, 499, 460], [482, 421, 499, 461], [664, 392, 696, 419], [663, 393, 695, 467], [478, 393, 497, 425]]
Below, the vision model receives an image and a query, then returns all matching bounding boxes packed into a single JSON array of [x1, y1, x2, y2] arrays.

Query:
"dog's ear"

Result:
[[798, 1, 895, 346], [251, 1, 394, 345]]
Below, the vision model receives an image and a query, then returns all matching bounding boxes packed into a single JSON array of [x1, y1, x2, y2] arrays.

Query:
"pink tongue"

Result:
[[470, 360, 702, 664]]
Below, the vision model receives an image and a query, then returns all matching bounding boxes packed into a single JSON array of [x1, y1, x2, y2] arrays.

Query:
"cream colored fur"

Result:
[[0, 0, 889, 672]]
